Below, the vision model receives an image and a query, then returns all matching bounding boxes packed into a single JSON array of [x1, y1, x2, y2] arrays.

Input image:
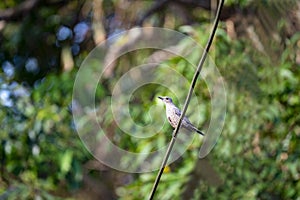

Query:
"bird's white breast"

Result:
[[165, 104, 176, 117]]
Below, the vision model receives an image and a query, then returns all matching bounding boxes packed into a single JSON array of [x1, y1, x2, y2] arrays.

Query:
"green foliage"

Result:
[[116, 25, 300, 199], [225, 0, 252, 7], [198, 25, 300, 199], [0, 1, 299, 199], [0, 71, 90, 199]]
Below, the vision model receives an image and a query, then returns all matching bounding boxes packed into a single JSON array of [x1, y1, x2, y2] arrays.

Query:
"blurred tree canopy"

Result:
[[0, 0, 300, 199]]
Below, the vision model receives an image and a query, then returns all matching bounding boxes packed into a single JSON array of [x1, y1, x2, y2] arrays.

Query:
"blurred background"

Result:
[[0, 0, 300, 199]]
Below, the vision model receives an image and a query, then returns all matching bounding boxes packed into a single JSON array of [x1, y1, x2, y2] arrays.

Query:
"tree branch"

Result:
[[174, 0, 211, 10], [0, 0, 72, 21], [0, 0, 40, 21], [135, 0, 229, 27], [136, 0, 170, 26]]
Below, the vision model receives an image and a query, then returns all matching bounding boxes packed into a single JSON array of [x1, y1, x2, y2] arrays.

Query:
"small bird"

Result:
[[158, 96, 204, 136]]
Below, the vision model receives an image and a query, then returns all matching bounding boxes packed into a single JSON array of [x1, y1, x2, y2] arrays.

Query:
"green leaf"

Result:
[[60, 150, 73, 174]]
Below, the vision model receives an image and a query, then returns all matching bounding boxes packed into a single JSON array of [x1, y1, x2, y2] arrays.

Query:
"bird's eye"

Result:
[[166, 98, 169, 100]]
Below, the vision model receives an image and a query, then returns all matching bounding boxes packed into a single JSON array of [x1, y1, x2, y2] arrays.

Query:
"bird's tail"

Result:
[[196, 129, 205, 136], [191, 126, 205, 136]]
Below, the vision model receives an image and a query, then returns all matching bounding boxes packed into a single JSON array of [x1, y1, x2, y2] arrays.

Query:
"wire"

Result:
[[148, 0, 225, 199]]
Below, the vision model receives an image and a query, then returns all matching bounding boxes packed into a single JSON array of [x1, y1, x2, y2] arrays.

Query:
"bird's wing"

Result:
[[174, 107, 181, 116], [174, 107, 192, 124]]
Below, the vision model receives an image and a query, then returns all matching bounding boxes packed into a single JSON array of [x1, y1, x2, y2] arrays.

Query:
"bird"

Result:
[[158, 96, 204, 136]]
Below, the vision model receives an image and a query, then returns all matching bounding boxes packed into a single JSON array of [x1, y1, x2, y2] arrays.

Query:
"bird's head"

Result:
[[158, 96, 173, 104]]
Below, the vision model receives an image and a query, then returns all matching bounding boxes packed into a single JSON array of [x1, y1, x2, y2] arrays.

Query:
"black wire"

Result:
[[148, 0, 224, 199]]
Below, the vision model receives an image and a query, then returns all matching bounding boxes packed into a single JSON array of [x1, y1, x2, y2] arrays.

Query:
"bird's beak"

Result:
[[158, 96, 163, 100]]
